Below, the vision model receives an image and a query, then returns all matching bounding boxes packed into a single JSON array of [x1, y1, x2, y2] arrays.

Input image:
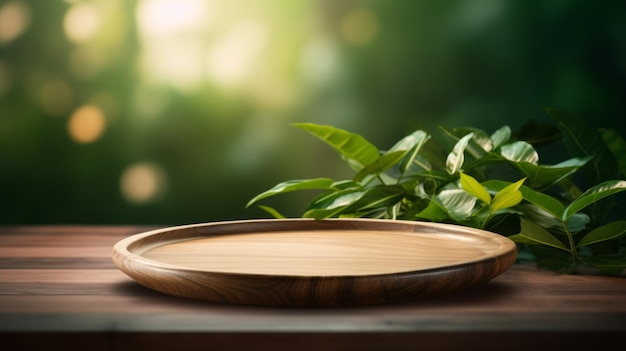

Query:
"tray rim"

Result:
[[112, 218, 517, 279], [111, 218, 518, 306]]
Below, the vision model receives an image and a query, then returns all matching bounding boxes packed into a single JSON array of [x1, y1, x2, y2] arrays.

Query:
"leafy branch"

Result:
[[247, 108, 626, 275]]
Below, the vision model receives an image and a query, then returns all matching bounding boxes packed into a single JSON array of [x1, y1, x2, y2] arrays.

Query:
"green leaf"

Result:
[[576, 220, 626, 248], [467, 128, 494, 154], [510, 156, 592, 189], [440, 127, 491, 157], [331, 180, 361, 190], [599, 128, 626, 178], [417, 138, 447, 170], [292, 123, 380, 171], [408, 154, 433, 172], [564, 180, 626, 220], [303, 207, 348, 220], [246, 178, 335, 207], [566, 213, 591, 234], [462, 128, 493, 156], [514, 119, 561, 146], [463, 153, 507, 171], [459, 172, 491, 204], [515, 203, 564, 232], [338, 212, 373, 218], [579, 254, 626, 276], [437, 188, 477, 220], [306, 181, 361, 208], [303, 189, 367, 219], [500, 141, 539, 165], [257, 205, 286, 219], [497, 177, 526, 194], [545, 107, 620, 184], [389, 130, 430, 152], [491, 178, 525, 212], [389, 130, 431, 174], [490, 125, 511, 149], [307, 188, 366, 210], [415, 198, 450, 222], [304, 185, 403, 219], [354, 150, 408, 183], [514, 204, 588, 235], [483, 180, 565, 219], [491, 191, 523, 213], [509, 218, 569, 252], [519, 188, 565, 219], [445, 132, 474, 175], [343, 185, 406, 213]]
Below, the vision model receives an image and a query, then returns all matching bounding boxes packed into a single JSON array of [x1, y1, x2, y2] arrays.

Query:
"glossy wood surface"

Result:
[[1, 225, 625, 350], [112, 219, 517, 306]]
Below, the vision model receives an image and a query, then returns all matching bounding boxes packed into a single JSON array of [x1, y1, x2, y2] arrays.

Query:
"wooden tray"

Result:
[[112, 218, 517, 307]]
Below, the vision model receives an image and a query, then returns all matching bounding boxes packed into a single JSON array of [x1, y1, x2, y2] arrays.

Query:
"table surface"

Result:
[[1, 225, 625, 350]]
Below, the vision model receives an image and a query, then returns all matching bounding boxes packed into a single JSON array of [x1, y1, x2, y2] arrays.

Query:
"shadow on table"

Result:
[[112, 278, 515, 312]]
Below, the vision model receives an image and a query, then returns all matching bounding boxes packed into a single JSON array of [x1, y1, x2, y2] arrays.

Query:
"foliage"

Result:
[[247, 108, 626, 275]]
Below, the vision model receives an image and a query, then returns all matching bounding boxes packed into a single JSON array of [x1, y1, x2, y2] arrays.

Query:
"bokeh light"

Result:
[[67, 105, 106, 143], [0, 1, 30, 45], [136, 0, 207, 37], [136, 0, 209, 90], [206, 21, 269, 87], [120, 162, 167, 204], [63, 3, 101, 43]]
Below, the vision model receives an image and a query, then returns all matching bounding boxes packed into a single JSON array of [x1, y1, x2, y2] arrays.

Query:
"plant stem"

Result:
[[376, 175, 386, 185], [480, 215, 490, 229], [562, 222, 579, 266], [480, 207, 492, 229]]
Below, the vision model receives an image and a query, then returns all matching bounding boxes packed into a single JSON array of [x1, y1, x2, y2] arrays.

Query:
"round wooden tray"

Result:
[[112, 218, 517, 307]]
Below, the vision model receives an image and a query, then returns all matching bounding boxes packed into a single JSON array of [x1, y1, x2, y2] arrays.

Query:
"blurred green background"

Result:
[[1, 0, 624, 225]]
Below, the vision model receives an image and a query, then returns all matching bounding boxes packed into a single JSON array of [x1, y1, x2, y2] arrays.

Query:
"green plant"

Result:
[[247, 108, 626, 275]]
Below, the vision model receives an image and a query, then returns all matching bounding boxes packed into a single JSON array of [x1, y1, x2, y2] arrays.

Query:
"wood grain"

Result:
[[112, 219, 517, 307], [1, 224, 626, 350]]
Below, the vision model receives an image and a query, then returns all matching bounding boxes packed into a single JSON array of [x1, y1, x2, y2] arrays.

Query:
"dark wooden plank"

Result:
[[0, 269, 130, 295], [1, 331, 622, 351], [0, 263, 625, 308], [0, 258, 115, 269], [1, 265, 625, 316], [0, 225, 625, 340], [0, 226, 154, 269], [0, 246, 113, 258], [0, 225, 154, 236], [0, 225, 154, 245], [1, 310, 625, 333]]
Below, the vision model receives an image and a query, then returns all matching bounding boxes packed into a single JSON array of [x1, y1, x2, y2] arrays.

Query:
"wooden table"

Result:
[[0, 226, 624, 351]]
